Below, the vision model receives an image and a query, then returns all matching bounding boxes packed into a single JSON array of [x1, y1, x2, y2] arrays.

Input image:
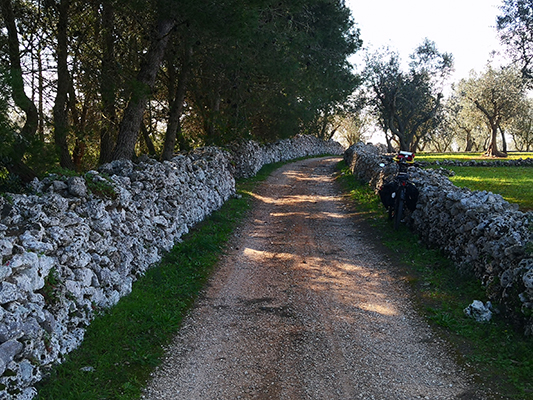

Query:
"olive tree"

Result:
[[508, 98, 533, 151], [497, 0, 533, 83], [456, 66, 526, 157], [364, 39, 453, 152], [444, 89, 488, 152]]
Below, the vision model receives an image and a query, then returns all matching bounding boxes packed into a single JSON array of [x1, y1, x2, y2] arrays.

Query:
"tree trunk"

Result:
[[473, 100, 507, 158], [52, 0, 75, 170], [111, 18, 175, 161], [205, 95, 221, 145], [5, 161, 37, 183], [37, 20, 45, 142], [0, 0, 38, 181], [72, 139, 86, 172], [99, 0, 117, 165], [141, 123, 157, 156], [499, 125, 508, 154], [384, 128, 394, 153], [485, 122, 507, 157], [327, 124, 340, 141], [398, 135, 409, 151], [464, 129, 474, 152], [177, 119, 190, 152], [161, 44, 192, 161]]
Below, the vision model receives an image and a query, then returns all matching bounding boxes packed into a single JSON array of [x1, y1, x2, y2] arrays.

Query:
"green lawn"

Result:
[[445, 166, 533, 211], [417, 151, 533, 162], [415, 153, 533, 211]]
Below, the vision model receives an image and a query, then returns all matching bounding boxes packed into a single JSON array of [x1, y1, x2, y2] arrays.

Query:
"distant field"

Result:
[[415, 153, 533, 211], [416, 152, 533, 163]]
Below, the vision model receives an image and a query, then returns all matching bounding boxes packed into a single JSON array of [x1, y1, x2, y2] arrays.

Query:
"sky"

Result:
[[346, 0, 508, 82]]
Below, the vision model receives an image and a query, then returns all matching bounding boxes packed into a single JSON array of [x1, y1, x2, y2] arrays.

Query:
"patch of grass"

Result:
[[417, 152, 533, 162], [84, 172, 117, 200], [43, 167, 117, 200], [441, 166, 532, 211], [336, 161, 533, 399], [416, 152, 533, 210], [38, 267, 61, 307], [35, 194, 252, 399]]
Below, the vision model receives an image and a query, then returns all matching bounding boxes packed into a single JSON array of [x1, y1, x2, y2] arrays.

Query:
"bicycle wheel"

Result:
[[394, 197, 404, 230]]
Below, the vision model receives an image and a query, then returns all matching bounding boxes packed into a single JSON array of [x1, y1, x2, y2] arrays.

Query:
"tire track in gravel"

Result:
[[142, 157, 494, 400]]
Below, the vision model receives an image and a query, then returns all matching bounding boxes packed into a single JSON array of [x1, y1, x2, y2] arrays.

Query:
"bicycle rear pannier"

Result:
[[405, 182, 419, 211], [379, 181, 398, 209]]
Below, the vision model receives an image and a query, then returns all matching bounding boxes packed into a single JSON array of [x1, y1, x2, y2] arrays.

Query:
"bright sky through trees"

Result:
[[347, 0, 507, 81]]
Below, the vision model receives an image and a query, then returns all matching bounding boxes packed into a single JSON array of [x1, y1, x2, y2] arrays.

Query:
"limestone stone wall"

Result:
[[229, 134, 344, 179], [0, 136, 343, 399], [345, 143, 533, 335]]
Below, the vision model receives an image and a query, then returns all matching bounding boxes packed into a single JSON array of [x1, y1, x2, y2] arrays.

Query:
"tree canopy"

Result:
[[363, 39, 453, 152], [0, 0, 362, 182], [497, 0, 533, 83], [453, 66, 527, 157]]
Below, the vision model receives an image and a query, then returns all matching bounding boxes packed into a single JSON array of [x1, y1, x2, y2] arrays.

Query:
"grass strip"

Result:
[[417, 152, 533, 210], [35, 160, 287, 400], [417, 152, 533, 162], [336, 161, 533, 399], [444, 166, 532, 211]]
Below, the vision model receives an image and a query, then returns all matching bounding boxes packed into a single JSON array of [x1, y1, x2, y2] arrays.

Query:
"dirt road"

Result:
[[142, 157, 491, 400]]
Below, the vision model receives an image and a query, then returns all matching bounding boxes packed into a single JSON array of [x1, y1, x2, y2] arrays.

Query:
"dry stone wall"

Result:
[[229, 134, 344, 179], [0, 136, 343, 399], [345, 143, 533, 335]]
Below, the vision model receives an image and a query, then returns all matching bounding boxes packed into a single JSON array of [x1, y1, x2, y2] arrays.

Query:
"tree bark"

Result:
[[327, 124, 341, 141], [485, 122, 507, 158], [383, 128, 394, 153], [161, 44, 192, 161], [204, 94, 221, 145], [141, 123, 157, 156], [473, 100, 507, 158], [464, 129, 474, 152], [499, 125, 508, 154], [111, 18, 175, 161], [0, 0, 38, 181], [52, 0, 75, 170], [99, 0, 117, 165]]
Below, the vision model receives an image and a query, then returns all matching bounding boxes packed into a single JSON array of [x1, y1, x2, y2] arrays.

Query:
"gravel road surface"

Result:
[[142, 157, 493, 400]]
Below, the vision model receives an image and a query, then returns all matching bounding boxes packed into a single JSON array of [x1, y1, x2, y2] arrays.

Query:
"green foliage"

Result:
[[84, 173, 117, 200], [497, 0, 533, 82], [39, 267, 61, 307], [0, 168, 25, 194], [41, 167, 117, 200], [508, 98, 533, 151], [187, 0, 362, 146], [337, 161, 533, 398], [364, 39, 453, 152], [453, 66, 527, 156], [2, 0, 362, 177], [45, 167, 79, 179], [0, 67, 16, 157]]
